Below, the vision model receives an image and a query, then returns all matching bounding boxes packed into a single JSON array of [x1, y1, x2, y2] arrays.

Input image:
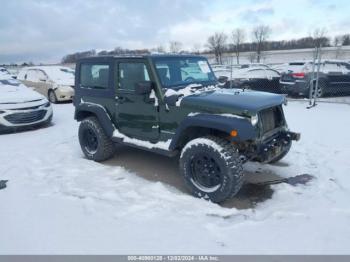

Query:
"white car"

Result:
[[0, 67, 16, 79], [17, 66, 75, 103], [0, 74, 53, 132]]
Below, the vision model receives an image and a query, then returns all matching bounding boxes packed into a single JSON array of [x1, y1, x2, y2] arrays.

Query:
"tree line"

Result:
[[61, 26, 350, 64]]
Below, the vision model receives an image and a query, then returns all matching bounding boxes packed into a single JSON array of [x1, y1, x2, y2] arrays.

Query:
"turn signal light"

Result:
[[230, 130, 238, 137]]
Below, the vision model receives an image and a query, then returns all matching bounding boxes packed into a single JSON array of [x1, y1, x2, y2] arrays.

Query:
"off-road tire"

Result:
[[179, 136, 244, 203], [78, 116, 115, 162], [48, 90, 58, 103], [267, 141, 292, 164]]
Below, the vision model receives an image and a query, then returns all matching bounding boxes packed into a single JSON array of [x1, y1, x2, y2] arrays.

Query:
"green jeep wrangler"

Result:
[[73, 55, 300, 203]]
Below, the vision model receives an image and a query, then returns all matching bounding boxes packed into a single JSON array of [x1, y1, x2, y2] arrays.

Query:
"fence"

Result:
[[208, 46, 350, 106]]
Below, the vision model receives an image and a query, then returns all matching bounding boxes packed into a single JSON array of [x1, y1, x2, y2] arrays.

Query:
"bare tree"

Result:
[[252, 25, 270, 63], [169, 41, 183, 53], [155, 45, 166, 53], [313, 28, 328, 48], [207, 32, 227, 64], [232, 28, 245, 64]]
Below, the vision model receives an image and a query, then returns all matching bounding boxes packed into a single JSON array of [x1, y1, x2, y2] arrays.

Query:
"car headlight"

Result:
[[251, 114, 259, 126]]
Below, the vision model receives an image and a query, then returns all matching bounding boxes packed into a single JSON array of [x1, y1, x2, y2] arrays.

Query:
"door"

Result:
[[34, 70, 51, 97], [114, 59, 159, 141], [323, 62, 343, 94], [22, 69, 39, 90], [339, 63, 350, 94]]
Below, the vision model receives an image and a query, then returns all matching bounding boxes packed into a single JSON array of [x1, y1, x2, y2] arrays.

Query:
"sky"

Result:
[[0, 0, 349, 64]]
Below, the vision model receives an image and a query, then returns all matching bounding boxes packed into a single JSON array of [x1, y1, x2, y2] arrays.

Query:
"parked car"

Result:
[[214, 67, 282, 93], [0, 67, 16, 79], [73, 55, 300, 203], [238, 63, 271, 69], [280, 60, 350, 97], [17, 66, 75, 103], [0, 74, 53, 133]]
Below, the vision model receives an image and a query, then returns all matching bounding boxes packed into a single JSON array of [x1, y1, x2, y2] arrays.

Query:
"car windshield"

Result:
[[153, 57, 216, 89]]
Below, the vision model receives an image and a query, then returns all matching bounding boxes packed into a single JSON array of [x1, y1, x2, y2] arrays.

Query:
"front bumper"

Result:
[[55, 87, 74, 101], [0, 103, 53, 131], [255, 130, 300, 163]]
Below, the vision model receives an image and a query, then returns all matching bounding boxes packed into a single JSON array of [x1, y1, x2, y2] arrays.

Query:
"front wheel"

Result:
[[48, 90, 58, 103], [310, 80, 325, 98], [179, 136, 244, 203], [78, 116, 115, 162]]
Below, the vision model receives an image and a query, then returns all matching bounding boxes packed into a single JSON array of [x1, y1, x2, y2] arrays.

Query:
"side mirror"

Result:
[[218, 76, 228, 83], [135, 81, 153, 95]]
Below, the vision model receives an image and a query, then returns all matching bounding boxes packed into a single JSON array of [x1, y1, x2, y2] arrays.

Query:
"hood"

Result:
[[181, 89, 285, 116], [54, 78, 75, 86], [0, 80, 45, 104]]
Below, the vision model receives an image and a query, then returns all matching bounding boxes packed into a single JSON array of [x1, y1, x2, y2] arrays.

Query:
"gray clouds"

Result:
[[0, 0, 209, 63]]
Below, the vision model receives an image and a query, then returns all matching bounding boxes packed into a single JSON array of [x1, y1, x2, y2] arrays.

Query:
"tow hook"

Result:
[[288, 132, 301, 141]]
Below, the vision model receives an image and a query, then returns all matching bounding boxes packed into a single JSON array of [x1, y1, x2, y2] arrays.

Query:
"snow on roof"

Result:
[[22, 66, 75, 83]]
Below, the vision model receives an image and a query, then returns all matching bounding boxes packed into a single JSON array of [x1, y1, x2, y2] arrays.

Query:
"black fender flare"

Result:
[[74, 103, 115, 137], [169, 114, 258, 151]]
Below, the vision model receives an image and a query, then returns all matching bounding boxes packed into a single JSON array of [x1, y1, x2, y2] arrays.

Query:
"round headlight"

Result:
[[251, 115, 258, 126]]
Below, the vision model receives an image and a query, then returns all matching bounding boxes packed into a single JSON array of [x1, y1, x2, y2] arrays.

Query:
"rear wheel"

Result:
[[78, 116, 115, 162], [310, 80, 325, 98], [48, 90, 58, 103], [179, 136, 244, 203], [241, 83, 251, 90]]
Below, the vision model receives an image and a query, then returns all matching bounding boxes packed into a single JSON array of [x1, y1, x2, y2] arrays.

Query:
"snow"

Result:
[[149, 89, 159, 106], [0, 78, 46, 107], [18, 66, 75, 86], [113, 128, 171, 151], [1, 101, 350, 254], [164, 84, 218, 106], [213, 68, 280, 80]]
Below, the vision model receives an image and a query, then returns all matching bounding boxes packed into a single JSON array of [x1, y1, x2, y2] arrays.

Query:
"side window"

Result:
[[80, 64, 109, 89], [26, 70, 38, 82], [36, 70, 48, 81], [248, 69, 266, 78], [118, 63, 150, 90], [322, 63, 340, 73], [339, 63, 350, 73]]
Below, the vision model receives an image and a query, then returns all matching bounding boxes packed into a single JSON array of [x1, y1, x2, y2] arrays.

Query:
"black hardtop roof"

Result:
[[77, 54, 208, 62]]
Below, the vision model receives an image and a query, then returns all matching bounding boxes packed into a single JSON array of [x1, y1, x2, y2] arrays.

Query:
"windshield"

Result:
[[153, 57, 216, 89]]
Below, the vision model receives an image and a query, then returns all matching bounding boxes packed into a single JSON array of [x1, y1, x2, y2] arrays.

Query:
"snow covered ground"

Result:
[[1, 101, 350, 254]]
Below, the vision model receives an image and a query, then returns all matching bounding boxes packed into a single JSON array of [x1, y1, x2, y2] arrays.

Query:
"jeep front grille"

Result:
[[260, 106, 284, 134], [4, 110, 46, 124]]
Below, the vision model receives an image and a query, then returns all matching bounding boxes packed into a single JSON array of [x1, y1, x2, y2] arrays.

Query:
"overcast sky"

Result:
[[0, 0, 349, 64]]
